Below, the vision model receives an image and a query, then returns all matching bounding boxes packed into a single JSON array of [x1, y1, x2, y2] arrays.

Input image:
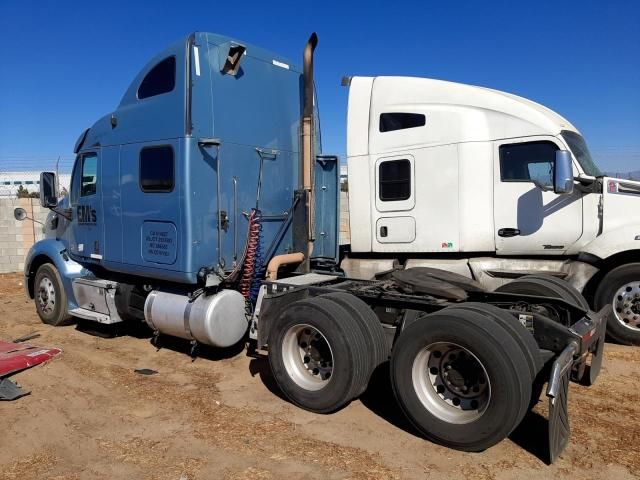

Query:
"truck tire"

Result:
[[268, 297, 370, 413], [390, 308, 531, 452], [34, 263, 73, 326], [497, 275, 589, 310], [594, 263, 640, 345], [443, 303, 547, 409], [518, 275, 589, 310], [320, 292, 388, 367], [444, 303, 542, 380], [320, 292, 388, 395]]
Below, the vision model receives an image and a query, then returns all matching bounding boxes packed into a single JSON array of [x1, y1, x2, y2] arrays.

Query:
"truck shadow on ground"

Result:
[[74, 319, 245, 361], [148, 334, 246, 361], [73, 319, 552, 464], [248, 356, 294, 403], [249, 356, 552, 464]]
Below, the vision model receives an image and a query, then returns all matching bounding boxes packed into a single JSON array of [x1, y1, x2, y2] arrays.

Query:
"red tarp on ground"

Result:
[[0, 340, 62, 378]]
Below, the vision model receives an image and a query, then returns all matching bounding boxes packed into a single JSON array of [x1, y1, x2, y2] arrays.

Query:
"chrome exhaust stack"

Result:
[[300, 32, 318, 272]]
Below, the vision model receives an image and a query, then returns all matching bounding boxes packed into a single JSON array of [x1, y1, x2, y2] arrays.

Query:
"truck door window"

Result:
[[379, 113, 426, 132], [140, 146, 174, 192], [80, 153, 98, 197], [499, 141, 558, 187], [137, 56, 176, 100], [379, 159, 411, 201]]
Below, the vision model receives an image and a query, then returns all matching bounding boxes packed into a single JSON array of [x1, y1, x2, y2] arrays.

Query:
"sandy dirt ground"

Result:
[[0, 272, 639, 480]]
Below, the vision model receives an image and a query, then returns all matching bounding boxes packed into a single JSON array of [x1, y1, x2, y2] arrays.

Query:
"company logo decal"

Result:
[[441, 242, 454, 249], [77, 205, 97, 224]]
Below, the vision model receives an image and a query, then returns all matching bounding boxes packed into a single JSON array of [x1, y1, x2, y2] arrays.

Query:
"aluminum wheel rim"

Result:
[[411, 342, 491, 424], [282, 324, 333, 391], [613, 281, 640, 331], [37, 276, 56, 315]]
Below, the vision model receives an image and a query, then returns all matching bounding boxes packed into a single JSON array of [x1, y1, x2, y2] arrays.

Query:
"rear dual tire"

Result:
[[390, 307, 532, 451], [268, 295, 385, 413], [269, 296, 534, 451], [496, 274, 589, 310]]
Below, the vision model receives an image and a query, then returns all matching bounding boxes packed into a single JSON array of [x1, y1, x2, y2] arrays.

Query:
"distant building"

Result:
[[0, 171, 71, 198]]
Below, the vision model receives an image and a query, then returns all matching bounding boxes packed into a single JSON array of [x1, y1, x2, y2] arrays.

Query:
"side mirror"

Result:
[[40, 172, 58, 208], [13, 207, 45, 226], [554, 150, 574, 195], [14, 207, 27, 221]]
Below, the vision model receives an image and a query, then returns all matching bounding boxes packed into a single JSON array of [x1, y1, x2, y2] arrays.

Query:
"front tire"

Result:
[[594, 263, 640, 345], [390, 308, 531, 452], [34, 263, 73, 326]]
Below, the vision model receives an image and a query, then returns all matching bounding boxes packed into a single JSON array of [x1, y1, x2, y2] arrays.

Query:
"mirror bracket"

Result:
[[51, 207, 73, 221], [532, 179, 554, 192]]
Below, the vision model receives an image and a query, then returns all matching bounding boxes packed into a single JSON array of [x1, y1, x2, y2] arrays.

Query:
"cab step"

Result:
[[70, 278, 123, 324]]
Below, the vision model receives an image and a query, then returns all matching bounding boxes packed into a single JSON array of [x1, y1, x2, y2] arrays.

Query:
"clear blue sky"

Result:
[[1, 0, 638, 173]]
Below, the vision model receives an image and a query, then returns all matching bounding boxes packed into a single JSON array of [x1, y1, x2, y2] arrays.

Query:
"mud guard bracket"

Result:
[[586, 313, 607, 385]]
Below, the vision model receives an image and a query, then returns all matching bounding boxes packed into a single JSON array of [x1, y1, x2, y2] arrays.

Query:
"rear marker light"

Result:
[[583, 328, 596, 341]]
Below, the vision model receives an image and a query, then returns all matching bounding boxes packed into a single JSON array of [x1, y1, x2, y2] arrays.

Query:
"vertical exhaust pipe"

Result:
[[301, 33, 318, 270]]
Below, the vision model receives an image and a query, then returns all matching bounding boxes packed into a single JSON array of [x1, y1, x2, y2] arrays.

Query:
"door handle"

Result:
[[380, 226, 388, 238], [498, 228, 521, 238]]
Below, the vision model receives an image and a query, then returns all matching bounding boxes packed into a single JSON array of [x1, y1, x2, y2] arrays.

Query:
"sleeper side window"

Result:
[[140, 146, 174, 193], [379, 113, 426, 132], [80, 153, 98, 197], [137, 56, 176, 100], [499, 141, 559, 187], [379, 159, 411, 201]]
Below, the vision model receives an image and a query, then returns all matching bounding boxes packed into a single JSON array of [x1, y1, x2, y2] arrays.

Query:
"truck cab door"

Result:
[[69, 151, 103, 261], [493, 138, 583, 254]]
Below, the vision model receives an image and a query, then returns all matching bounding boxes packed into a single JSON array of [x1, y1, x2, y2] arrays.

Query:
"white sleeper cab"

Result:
[[345, 75, 640, 345]]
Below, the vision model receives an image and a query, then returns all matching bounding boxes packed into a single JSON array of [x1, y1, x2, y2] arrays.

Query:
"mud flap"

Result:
[[586, 315, 607, 386], [547, 342, 577, 464]]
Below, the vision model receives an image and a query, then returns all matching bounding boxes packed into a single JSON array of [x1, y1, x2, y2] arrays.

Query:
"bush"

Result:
[[16, 185, 30, 198]]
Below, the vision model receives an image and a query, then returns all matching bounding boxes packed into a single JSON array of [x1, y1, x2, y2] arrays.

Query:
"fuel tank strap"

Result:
[[184, 300, 195, 340], [145, 292, 157, 331]]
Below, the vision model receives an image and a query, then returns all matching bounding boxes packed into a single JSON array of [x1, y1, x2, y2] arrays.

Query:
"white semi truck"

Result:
[[342, 76, 640, 346]]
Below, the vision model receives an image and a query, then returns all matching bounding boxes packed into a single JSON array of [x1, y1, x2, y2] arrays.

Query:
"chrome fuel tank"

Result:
[[144, 289, 247, 348]]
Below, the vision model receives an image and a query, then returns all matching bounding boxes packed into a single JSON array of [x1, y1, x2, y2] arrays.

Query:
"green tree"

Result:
[[16, 185, 30, 198]]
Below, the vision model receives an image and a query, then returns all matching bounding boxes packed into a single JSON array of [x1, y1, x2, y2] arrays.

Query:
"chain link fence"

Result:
[[0, 156, 74, 199]]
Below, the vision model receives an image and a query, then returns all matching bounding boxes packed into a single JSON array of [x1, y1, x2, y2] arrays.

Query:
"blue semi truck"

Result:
[[19, 32, 608, 461]]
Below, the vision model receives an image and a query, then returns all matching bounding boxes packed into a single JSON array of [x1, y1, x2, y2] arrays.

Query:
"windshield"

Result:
[[561, 130, 602, 177]]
